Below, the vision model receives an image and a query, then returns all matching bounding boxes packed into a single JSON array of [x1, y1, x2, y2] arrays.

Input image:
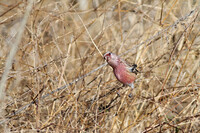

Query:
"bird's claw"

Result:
[[128, 93, 133, 98]]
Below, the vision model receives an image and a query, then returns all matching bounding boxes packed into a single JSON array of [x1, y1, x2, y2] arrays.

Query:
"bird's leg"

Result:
[[128, 83, 134, 98]]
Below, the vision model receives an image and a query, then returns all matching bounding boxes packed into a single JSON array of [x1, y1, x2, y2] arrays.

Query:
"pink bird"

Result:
[[104, 52, 138, 97]]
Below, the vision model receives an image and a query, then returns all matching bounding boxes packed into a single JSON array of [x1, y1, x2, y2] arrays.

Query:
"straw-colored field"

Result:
[[0, 0, 200, 132]]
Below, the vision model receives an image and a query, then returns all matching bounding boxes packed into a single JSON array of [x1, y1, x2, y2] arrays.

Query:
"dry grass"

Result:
[[0, 0, 200, 132]]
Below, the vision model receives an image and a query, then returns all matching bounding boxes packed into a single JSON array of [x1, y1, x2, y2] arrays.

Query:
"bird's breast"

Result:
[[113, 67, 136, 85]]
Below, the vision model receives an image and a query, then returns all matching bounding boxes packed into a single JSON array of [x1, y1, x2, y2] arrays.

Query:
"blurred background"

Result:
[[0, 0, 199, 132]]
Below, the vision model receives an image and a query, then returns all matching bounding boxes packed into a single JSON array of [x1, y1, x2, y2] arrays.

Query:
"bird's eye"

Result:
[[104, 52, 111, 59]]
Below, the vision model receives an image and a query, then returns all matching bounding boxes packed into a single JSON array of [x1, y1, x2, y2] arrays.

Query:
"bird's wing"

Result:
[[118, 58, 139, 74], [125, 63, 139, 75]]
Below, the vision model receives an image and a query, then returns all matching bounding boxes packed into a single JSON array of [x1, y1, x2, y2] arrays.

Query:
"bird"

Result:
[[104, 52, 138, 97]]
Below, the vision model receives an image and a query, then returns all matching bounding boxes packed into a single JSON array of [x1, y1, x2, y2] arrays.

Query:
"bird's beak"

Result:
[[104, 56, 109, 61]]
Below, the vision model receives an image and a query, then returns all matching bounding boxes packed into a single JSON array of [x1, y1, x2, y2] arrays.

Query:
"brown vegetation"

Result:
[[0, 0, 199, 132]]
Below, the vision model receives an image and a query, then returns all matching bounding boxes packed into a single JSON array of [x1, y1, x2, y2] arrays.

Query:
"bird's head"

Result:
[[104, 52, 119, 68]]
